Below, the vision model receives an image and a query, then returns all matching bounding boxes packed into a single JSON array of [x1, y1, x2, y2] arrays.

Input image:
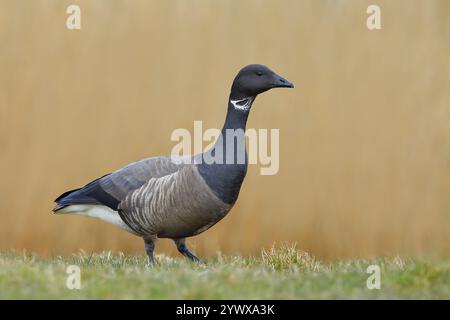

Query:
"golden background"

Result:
[[1, 0, 449, 260]]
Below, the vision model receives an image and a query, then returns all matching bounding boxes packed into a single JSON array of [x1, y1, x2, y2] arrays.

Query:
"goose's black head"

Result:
[[230, 64, 294, 100]]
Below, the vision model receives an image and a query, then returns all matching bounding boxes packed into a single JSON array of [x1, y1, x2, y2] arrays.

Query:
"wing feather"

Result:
[[53, 156, 183, 212]]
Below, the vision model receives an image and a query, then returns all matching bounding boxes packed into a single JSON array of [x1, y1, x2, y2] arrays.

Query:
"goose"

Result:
[[53, 64, 294, 264]]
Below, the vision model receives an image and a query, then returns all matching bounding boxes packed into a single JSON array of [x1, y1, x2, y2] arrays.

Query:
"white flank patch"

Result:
[[230, 97, 254, 111], [57, 204, 136, 234]]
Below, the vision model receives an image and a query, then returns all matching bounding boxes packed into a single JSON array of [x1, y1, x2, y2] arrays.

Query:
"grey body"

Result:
[[117, 159, 231, 238], [56, 156, 232, 239], [53, 64, 293, 263]]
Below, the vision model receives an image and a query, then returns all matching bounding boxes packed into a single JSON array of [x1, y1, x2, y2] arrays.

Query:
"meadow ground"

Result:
[[0, 246, 448, 299]]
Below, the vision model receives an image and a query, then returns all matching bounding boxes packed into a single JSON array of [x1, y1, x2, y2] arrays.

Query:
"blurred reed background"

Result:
[[0, 0, 449, 260]]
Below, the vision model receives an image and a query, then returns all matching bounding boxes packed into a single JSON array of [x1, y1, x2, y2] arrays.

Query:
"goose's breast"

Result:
[[156, 166, 232, 238]]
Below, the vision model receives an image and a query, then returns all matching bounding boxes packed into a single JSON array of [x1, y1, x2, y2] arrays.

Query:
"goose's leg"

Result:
[[173, 238, 201, 263], [143, 237, 157, 266]]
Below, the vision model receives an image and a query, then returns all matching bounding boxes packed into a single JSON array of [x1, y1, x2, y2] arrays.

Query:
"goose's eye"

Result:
[[256, 71, 263, 76]]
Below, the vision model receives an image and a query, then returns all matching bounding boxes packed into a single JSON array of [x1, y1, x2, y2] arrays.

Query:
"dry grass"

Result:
[[0, 0, 449, 260], [261, 245, 325, 272]]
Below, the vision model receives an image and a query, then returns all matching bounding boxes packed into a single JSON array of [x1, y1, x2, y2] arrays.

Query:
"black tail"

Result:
[[53, 173, 118, 213], [53, 188, 81, 212]]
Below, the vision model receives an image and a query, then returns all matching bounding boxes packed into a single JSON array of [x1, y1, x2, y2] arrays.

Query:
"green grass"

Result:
[[0, 246, 448, 299]]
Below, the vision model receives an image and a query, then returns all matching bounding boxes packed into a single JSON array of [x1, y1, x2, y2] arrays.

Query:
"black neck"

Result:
[[222, 97, 252, 131], [196, 94, 255, 205], [215, 95, 255, 159]]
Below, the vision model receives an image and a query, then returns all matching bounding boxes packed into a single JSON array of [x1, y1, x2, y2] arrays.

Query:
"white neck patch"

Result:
[[230, 97, 255, 112]]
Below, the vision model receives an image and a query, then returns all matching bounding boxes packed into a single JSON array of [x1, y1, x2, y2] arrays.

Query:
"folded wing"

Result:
[[53, 156, 182, 212]]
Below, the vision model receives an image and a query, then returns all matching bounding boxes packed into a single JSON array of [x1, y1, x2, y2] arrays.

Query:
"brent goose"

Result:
[[53, 64, 294, 264]]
